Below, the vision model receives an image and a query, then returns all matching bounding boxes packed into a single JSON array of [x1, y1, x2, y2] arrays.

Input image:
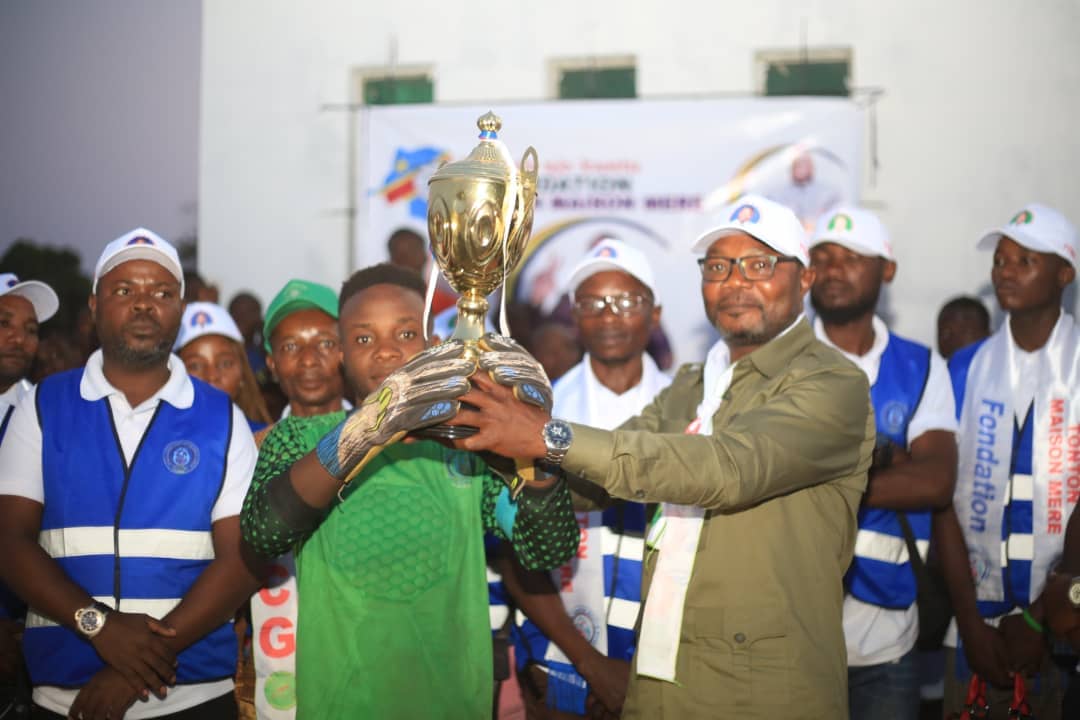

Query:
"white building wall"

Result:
[[199, 0, 1080, 347]]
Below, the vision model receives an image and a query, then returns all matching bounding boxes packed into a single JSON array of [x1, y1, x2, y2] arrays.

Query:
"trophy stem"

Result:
[[450, 291, 489, 343], [412, 291, 486, 441]]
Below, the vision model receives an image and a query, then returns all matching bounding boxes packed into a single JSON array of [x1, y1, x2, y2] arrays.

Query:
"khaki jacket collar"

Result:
[[740, 316, 815, 379]]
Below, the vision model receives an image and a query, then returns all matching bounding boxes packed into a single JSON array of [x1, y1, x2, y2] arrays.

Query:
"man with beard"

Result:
[[0, 229, 262, 720], [503, 239, 670, 718], [0, 272, 59, 712], [444, 195, 875, 718], [0, 273, 59, 437], [939, 204, 1080, 719], [808, 207, 958, 720]]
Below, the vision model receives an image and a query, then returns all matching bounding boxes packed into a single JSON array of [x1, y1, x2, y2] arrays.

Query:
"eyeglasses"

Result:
[[572, 293, 652, 317], [697, 254, 800, 283]]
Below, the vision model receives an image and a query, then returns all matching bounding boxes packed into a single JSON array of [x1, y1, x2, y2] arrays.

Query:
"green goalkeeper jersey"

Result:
[[246, 420, 578, 719]]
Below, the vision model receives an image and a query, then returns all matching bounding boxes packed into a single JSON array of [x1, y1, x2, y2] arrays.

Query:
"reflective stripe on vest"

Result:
[[846, 333, 932, 609], [25, 369, 236, 687]]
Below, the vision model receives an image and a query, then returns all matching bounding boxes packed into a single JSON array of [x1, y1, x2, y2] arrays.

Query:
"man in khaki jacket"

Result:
[[450, 194, 874, 718]]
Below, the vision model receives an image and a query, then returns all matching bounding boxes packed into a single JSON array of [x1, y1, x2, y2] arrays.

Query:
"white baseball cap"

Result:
[[0, 273, 59, 322], [564, 238, 658, 300], [174, 302, 243, 351], [93, 228, 185, 294], [977, 203, 1079, 271], [810, 206, 894, 260], [691, 194, 810, 265]]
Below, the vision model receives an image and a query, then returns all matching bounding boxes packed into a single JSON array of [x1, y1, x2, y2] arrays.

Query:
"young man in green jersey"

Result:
[[241, 264, 579, 719]]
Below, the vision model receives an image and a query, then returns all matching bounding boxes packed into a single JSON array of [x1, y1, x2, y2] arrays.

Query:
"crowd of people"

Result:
[[0, 193, 1077, 720]]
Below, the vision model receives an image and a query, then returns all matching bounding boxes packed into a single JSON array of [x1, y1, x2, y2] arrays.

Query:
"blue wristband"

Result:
[[315, 421, 347, 480]]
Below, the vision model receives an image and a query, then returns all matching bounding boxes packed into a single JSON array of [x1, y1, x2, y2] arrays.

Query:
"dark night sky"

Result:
[[0, 0, 201, 274]]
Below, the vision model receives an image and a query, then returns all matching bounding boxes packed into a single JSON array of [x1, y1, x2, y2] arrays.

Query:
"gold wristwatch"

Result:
[[1068, 576, 1080, 610], [74, 601, 111, 639]]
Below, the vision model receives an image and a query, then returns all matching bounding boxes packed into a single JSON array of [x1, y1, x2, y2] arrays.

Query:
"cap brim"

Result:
[[263, 299, 339, 351], [96, 248, 185, 292], [5, 281, 60, 322], [978, 226, 1057, 253], [565, 258, 655, 297], [809, 236, 892, 260], [692, 226, 789, 257]]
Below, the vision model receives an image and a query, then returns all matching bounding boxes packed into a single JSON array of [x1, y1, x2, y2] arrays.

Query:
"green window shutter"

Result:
[[559, 67, 636, 99], [765, 61, 849, 97], [363, 76, 434, 105]]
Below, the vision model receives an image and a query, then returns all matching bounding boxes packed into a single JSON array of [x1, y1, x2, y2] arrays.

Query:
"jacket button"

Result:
[[733, 632, 746, 644], [635, 490, 645, 499]]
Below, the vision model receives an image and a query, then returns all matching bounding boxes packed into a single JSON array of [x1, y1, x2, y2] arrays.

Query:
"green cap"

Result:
[[263, 279, 339, 351]]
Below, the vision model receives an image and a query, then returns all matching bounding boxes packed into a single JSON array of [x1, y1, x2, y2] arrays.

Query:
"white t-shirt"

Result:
[[1007, 319, 1040, 424], [0, 350, 257, 717], [815, 316, 958, 666]]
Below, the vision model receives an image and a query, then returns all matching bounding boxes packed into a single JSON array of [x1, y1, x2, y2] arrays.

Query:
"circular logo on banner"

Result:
[[163, 440, 200, 475], [569, 605, 600, 644], [264, 670, 297, 710], [879, 401, 909, 437]]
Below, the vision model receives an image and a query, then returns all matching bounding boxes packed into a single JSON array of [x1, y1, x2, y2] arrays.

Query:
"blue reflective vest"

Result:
[[24, 369, 237, 687], [846, 333, 932, 609]]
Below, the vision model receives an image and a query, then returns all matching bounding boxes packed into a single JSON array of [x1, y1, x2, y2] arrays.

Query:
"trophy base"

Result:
[[412, 423, 479, 440]]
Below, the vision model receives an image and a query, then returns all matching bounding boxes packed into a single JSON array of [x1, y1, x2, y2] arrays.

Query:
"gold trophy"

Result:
[[419, 111, 538, 439], [427, 111, 538, 343]]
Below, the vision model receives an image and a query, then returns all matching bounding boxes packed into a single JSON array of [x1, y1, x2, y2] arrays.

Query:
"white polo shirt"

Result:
[[815, 316, 957, 667], [0, 350, 256, 717], [0, 378, 32, 439]]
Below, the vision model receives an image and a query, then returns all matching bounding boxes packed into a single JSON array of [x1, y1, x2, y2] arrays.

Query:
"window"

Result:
[[552, 57, 636, 99], [756, 49, 851, 97], [362, 75, 434, 105]]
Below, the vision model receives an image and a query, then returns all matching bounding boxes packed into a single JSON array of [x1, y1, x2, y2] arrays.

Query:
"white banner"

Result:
[[357, 98, 861, 366]]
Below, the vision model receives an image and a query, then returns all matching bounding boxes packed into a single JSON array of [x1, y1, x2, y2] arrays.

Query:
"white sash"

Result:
[[547, 354, 673, 663], [636, 339, 731, 683], [546, 511, 609, 663], [955, 312, 1080, 602], [251, 553, 299, 718]]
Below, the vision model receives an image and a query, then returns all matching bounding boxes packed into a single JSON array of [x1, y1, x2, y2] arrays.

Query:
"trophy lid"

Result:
[[428, 112, 520, 185]]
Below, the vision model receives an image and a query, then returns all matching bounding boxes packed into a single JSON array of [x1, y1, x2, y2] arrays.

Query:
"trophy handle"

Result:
[[520, 146, 538, 203]]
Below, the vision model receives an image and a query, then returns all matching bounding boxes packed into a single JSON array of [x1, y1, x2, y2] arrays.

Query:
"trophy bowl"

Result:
[[415, 111, 538, 440]]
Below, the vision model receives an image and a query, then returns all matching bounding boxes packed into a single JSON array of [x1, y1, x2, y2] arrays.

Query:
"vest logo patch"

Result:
[[163, 440, 200, 475], [879, 400, 909, 437], [569, 605, 600, 643]]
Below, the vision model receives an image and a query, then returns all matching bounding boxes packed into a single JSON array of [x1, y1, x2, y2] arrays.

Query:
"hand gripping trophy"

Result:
[[313, 112, 554, 496]]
